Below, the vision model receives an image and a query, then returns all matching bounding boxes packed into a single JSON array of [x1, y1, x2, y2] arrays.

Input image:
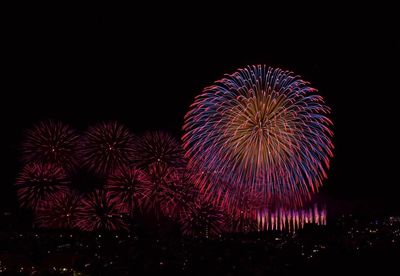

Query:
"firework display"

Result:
[[76, 189, 128, 231], [132, 131, 185, 169], [105, 166, 152, 215], [35, 191, 81, 229], [14, 65, 333, 236], [183, 65, 334, 209], [78, 121, 135, 176], [21, 120, 79, 170], [15, 162, 71, 210]]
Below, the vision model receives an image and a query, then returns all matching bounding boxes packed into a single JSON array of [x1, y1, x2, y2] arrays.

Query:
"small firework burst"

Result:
[[15, 162, 71, 210], [21, 120, 79, 171], [76, 189, 128, 231], [34, 191, 81, 229], [165, 168, 199, 220], [179, 195, 226, 239], [225, 186, 265, 233], [132, 131, 185, 169], [78, 121, 135, 176], [105, 166, 152, 215], [143, 162, 180, 217]]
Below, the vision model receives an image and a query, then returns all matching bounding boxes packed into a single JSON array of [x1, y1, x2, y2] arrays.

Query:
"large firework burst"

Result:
[[132, 131, 185, 169], [15, 162, 71, 210], [34, 191, 81, 229], [76, 189, 128, 231], [21, 120, 79, 171], [105, 166, 152, 215], [78, 121, 135, 176], [183, 65, 334, 209]]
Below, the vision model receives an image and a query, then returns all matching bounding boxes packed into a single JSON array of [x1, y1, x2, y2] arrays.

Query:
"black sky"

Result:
[[2, 7, 398, 213]]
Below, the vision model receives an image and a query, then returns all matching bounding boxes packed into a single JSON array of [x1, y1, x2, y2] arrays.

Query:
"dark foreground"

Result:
[[1, 214, 399, 275]]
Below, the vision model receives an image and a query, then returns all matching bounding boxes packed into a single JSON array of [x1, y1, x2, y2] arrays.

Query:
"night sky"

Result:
[[2, 7, 398, 214]]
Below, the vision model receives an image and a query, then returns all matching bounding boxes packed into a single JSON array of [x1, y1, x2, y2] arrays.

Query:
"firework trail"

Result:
[[78, 121, 135, 176], [183, 65, 334, 209], [256, 204, 327, 232], [21, 120, 79, 171], [34, 191, 81, 229], [15, 162, 71, 210], [76, 189, 128, 231]]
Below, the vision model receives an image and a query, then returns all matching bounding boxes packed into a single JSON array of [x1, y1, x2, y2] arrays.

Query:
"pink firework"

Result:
[[21, 120, 79, 171], [104, 166, 152, 215], [76, 189, 128, 231], [34, 191, 81, 229], [179, 195, 226, 238], [132, 131, 185, 169], [78, 121, 135, 176], [15, 162, 71, 210]]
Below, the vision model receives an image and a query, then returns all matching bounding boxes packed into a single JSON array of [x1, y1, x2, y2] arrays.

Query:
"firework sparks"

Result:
[[256, 204, 327, 232]]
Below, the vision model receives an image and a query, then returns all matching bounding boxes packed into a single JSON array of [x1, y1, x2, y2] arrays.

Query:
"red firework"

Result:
[[78, 121, 135, 176], [225, 186, 266, 233], [76, 189, 128, 231], [179, 195, 226, 238], [15, 162, 71, 210], [143, 162, 180, 217], [21, 120, 79, 171], [165, 168, 199, 220], [34, 191, 81, 229], [132, 131, 185, 169], [104, 166, 152, 215]]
